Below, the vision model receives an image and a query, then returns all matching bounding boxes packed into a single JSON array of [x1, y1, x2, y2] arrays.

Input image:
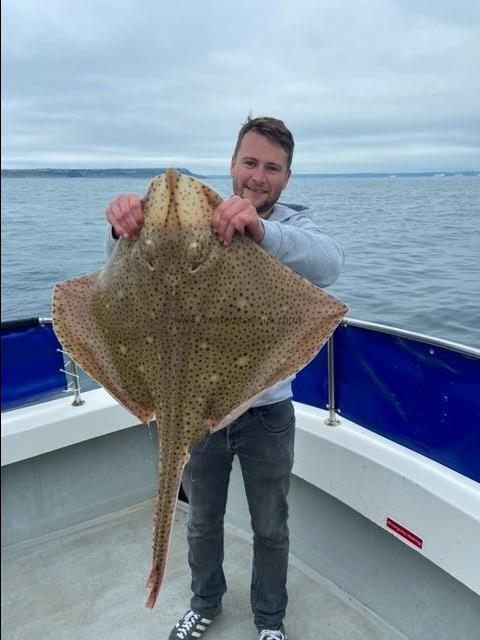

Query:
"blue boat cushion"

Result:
[[293, 324, 480, 483], [1, 322, 67, 411]]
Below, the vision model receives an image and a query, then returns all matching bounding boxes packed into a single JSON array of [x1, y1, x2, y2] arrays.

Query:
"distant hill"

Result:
[[1, 168, 207, 179]]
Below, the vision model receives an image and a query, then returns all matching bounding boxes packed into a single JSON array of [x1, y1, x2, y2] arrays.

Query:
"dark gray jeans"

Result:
[[182, 398, 295, 631]]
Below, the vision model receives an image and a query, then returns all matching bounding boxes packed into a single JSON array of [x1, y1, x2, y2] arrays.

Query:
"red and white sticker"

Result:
[[386, 517, 423, 549]]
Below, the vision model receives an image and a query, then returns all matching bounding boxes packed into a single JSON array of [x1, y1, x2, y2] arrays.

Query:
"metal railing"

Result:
[[325, 335, 340, 426], [11, 315, 477, 414]]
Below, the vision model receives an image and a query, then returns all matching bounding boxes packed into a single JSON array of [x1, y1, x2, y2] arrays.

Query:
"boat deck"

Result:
[[1, 500, 391, 640]]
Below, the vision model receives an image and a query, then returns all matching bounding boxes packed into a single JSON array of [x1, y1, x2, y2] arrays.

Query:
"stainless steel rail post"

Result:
[[58, 349, 85, 406], [41, 318, 85, 407], [324, 333, 340, 426], [70, 360, 85, 406]]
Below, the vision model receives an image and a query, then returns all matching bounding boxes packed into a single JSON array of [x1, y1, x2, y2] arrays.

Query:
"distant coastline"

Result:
[[0, 168, 207, 179], [1, 168, 479, 179], [292, 171, 479, 179]]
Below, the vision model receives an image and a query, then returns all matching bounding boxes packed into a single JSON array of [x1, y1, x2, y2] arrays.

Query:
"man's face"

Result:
[[230, 131, 291, 217]]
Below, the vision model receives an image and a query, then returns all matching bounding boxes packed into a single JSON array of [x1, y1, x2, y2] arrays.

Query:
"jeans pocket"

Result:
[[258, 400, 295, 434]]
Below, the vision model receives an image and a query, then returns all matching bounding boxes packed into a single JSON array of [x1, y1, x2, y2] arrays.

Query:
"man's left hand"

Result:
[[211, 196, 265, 246]]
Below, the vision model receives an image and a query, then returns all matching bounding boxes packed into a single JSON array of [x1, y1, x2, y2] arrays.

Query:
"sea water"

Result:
[[1, 174, 479, 348]]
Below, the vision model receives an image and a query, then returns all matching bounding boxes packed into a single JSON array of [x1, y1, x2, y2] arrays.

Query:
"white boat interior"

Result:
[[2, 319, 480, 639], [3, 498, 399, 640]]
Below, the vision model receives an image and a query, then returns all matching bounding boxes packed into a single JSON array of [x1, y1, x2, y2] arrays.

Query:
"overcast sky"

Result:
[[2, 0, 479, 173]]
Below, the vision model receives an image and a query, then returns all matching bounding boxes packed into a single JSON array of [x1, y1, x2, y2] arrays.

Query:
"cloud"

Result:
[[2, 0, 479, 172]]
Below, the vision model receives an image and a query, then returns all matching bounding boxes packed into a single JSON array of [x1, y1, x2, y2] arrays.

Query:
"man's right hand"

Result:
[[105, 194, 144, 239]]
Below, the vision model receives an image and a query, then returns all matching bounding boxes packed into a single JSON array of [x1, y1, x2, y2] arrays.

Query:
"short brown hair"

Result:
[[233, 116, 295, 169]]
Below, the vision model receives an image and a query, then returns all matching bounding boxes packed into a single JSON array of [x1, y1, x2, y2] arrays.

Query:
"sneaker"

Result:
[[169, 609, 215, 639], [258, 627, 287, 640]]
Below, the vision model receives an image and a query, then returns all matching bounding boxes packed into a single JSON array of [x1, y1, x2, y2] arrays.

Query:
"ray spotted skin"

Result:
[[52, 169, 348, 608]]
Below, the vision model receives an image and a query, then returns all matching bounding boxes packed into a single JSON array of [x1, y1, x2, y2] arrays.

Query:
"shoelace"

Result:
[[176, 611, 200, 638], [259, 630, 285, 640]]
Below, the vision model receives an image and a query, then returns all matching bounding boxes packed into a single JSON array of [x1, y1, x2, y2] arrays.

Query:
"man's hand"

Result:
[[105, 194, 144, 239], [211, 196, 265, 246]]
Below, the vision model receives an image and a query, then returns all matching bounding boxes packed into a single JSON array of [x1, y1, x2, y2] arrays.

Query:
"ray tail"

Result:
[[145, 420, 189, 609]]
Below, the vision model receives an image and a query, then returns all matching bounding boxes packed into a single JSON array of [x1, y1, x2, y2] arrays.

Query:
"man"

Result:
[[105, 117, 344, 640]]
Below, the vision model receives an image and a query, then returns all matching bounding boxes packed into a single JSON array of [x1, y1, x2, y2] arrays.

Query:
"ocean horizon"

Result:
[[2, 168, 479, 179]]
